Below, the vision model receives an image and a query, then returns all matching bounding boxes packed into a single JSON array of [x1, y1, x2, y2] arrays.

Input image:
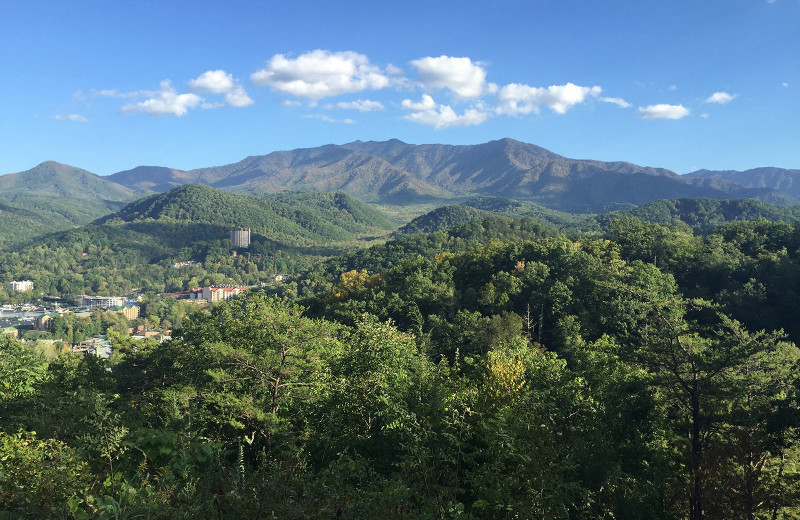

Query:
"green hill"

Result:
[[601, 197, 800, 232], [394, 195, 800, 243], [394, 205, 491, 236], [98, 184, 398, 248], [0, 196, 127, 250], [0, 186, 399, 298], [295, 215, 561, 300], [463, 196, 596, 229], [394, 196, 596, 237]]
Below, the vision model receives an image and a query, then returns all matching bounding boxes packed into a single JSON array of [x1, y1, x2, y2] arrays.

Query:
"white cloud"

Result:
[[700, 113, 710, 118], [303, 114, 356, 124], [122, 80, 202, 116], [189, 70, 235, 93], [401, 94, 437, 111], [201, 101, 225, 110], [251, 50, 389, 99], [669, 85, 678, 91], [705, 91, 736, 104], [497, 82, 602, 115], [190, 70, 254, 107], [278, 99, 302, 107], [410, 55, 489, 98], [599, 96, 632, 108], [386, 64, 404, 77], [331, 99, 384, 112], [401, 94, 488, 129], [637, 104, 690, 120], [224, 86, 254, 107], [54, 114, 88, 122], [782, 82, 789, 87]]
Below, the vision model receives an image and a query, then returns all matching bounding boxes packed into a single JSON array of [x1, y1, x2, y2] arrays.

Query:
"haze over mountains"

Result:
[[687, 167, 800, 199], [4, 139, 797, 213]]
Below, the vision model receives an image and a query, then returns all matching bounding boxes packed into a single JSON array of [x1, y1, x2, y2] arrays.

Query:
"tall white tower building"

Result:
[[230, 228, 251, 248]]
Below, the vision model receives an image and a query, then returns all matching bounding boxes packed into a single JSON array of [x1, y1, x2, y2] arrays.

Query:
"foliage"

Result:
[[1, 215, 800, 518], [0, 429, 90, 516]]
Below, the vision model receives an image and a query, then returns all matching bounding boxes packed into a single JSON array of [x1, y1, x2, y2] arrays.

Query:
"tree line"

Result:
[[1, 218, 799, 518]]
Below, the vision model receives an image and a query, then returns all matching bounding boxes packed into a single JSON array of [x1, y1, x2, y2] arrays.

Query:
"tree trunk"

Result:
[[690, 391, 704, 520]]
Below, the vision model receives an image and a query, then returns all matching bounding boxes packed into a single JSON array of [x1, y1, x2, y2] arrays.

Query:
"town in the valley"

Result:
[[0, 227, 281, 357]]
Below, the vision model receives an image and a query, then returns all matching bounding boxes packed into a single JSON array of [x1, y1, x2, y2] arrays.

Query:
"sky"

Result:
[[1, 0, 798, 176]]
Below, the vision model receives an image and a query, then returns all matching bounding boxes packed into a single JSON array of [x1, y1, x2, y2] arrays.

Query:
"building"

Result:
[[230, 228, 251, 248], [107, 304, 140, 320], [34, 312, 62, 331], [80, 295, 125, 309], [8, 280, 33, 292], [73, 336, 112, 358], [171, 260, 198, 268], [202, 285, 246, 302], [189, 285, 248, 303]]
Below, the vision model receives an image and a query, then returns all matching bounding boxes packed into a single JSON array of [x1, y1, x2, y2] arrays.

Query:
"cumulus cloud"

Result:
[[705, 91, 736, 104], [401, 94, 437, 111], [599, 96, 632, 108], [700, 113, 710, 118], [122, 80, 202, 116], [54, 114, 88, 122], [190, 70, 254, 107], [637, 104, 690, 120], [223, 86, 254, 107], [410, 55, 491, 98], [497, 82, 602, 115], [783, 82, 789, 87], [331, 99, 384, 111], [401, 95, 488, 129], [189, 70, 235, 93], [251, 50, 389, 99]]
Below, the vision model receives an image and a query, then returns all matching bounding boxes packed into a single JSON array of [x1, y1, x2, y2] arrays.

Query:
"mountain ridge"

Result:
[[3, 140, 798, 214], [0, 161, 136, 202], [687, 167, 800, 199]]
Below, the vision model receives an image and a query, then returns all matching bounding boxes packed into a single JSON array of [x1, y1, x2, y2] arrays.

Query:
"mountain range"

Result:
[[6, 139, 798, 209], [687, 167, 800, 199], [1, 138, 798, 248], [98, 138, 797, 211]]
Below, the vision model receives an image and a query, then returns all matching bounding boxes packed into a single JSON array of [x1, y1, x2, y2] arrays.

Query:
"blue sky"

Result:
[[1, 0, 797, 176]]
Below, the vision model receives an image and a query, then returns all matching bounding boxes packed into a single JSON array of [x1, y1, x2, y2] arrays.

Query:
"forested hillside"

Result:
[[0, 187, 397, 299], [604, 197, 800, 232], [0, 196, 129, 250], [2, 218, 799, 518], [397, 196, 800, 239]]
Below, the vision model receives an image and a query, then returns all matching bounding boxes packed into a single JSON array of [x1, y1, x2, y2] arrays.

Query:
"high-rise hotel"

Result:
[[230, 228, 251, 248]]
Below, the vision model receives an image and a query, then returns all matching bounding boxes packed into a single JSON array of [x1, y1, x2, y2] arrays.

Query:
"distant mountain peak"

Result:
[[6, 139, 797, 213], [0, 161, 135, 202], [688, 167, 800, 199]]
